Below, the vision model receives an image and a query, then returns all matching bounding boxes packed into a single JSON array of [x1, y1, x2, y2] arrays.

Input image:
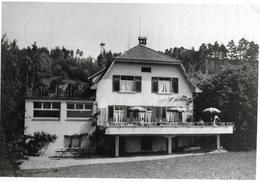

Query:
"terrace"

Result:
[[97, 106, 234, 136], [105, 122, 234, 135]]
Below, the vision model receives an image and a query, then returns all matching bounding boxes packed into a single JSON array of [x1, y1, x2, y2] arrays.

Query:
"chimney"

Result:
[[138, 36, 147, 46]]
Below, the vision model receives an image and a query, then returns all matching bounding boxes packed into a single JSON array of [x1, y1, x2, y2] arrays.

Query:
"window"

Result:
[[153, 107, 166, 121], [114, 106, 125, 122], [166, 111, 182, 122], [120, 76, 134, 92], [64, 135, 84, 149], [67, 102, 92, 118], [141, 67, 151, 72], [112, 75, 142, 92], [108, 105, 170, 123], [151, 77, 178, 93], [158, 77, 171, 93], [108, 105, 125, 123], [33, 102, 60, 118], [71, 137, 81, 148]]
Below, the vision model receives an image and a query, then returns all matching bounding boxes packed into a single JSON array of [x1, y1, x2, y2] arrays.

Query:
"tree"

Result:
[[219, 43, 228, 60], [194, 62, 258, 150], [226, 40, 237, 61], [237, 38, 249, 61], [1, 35, 24, 138], [246, 41, 259, 62], [96, 50, 120, 69], [1, 35, 27, 172]]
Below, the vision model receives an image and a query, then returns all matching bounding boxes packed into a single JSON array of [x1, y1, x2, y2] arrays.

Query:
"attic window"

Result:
[[141, 67, 151, 73]]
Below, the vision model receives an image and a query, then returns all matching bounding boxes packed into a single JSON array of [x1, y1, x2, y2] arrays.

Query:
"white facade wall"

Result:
[[96, 62, 194, 122], [24, 99, 95, 156]]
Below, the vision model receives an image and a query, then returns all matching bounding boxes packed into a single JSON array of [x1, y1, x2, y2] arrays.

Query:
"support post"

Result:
[[115, 135, 120, 157], [216, 135, 220, 150], [167, 136, 172, 154]]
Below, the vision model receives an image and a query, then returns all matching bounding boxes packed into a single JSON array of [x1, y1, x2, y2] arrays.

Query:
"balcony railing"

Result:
[[26, 85, 86, 99], [107, 121, 234, 128]]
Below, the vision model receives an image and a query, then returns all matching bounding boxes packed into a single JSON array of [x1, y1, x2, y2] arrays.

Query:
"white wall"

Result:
[[96, 62, 194, 122], [24, 99, 95, 156]]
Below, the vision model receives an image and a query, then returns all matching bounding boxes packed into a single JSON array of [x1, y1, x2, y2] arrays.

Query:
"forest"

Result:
[[0, 34, 258, 171]]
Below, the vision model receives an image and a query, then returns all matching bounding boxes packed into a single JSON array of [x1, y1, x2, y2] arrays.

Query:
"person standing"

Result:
[[213, 115, 220, 126]]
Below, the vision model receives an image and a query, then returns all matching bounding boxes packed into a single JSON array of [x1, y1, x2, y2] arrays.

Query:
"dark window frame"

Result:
[[112, 75, 142, 92], [66, 102, 93, 118], [151, 77, 179, 94], [33, 102, 61, 118]]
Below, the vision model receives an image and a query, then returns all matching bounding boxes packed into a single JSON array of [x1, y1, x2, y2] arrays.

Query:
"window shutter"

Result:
[[108, 106, 114, 120], [162, 107, 166, 119], [155, 107, 160, 118], [172, 78, 179, 93], [151, 77, 158, 93], [113, 75, 120, 92], [135, 76, 142, 92]]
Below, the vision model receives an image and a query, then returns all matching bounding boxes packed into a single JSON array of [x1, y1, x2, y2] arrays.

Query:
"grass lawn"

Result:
[[16, 151, 256, 179]]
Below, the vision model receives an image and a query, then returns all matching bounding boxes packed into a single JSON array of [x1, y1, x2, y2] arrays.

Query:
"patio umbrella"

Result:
[[128, 106, 147, 112], [167, 106, 186, 112], [202, 107, 221, 122], [202, 107, 221, 114]]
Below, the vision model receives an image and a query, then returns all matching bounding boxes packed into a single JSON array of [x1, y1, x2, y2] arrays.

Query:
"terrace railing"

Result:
[[26, 85, 84, 99], [108, 121, 234, 128]]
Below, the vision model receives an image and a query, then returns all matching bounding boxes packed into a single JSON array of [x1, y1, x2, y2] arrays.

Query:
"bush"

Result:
[[24, 131, 57, 156]]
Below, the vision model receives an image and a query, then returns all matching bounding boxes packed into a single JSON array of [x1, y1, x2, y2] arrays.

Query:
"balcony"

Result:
[[104, 122, 234, 135], [98, 106, 234, 136]]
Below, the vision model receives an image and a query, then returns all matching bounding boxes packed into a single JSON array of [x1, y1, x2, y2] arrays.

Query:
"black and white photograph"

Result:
[[0, 0, 259, 180]]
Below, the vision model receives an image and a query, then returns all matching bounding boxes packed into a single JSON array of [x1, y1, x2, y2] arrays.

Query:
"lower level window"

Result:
[[33, 102, 60, 118], [64, 135, 81, 149], [67, 102, 92, 118]]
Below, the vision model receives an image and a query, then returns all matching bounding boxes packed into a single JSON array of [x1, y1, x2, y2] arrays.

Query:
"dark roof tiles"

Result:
[[115, 45, 181, 63]]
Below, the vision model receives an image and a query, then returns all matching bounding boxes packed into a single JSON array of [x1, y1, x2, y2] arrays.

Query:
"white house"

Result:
[[89, 37, 233, 157], [24, 37, 233, 157]]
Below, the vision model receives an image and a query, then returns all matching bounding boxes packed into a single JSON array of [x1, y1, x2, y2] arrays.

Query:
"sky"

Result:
[[2, 1, 260, 58]]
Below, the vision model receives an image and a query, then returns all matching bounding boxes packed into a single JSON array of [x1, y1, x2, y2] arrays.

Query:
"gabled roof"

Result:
[[88, 67, 107, 80], [88, 44, 200, 93], [116, 44, 181, 63]]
